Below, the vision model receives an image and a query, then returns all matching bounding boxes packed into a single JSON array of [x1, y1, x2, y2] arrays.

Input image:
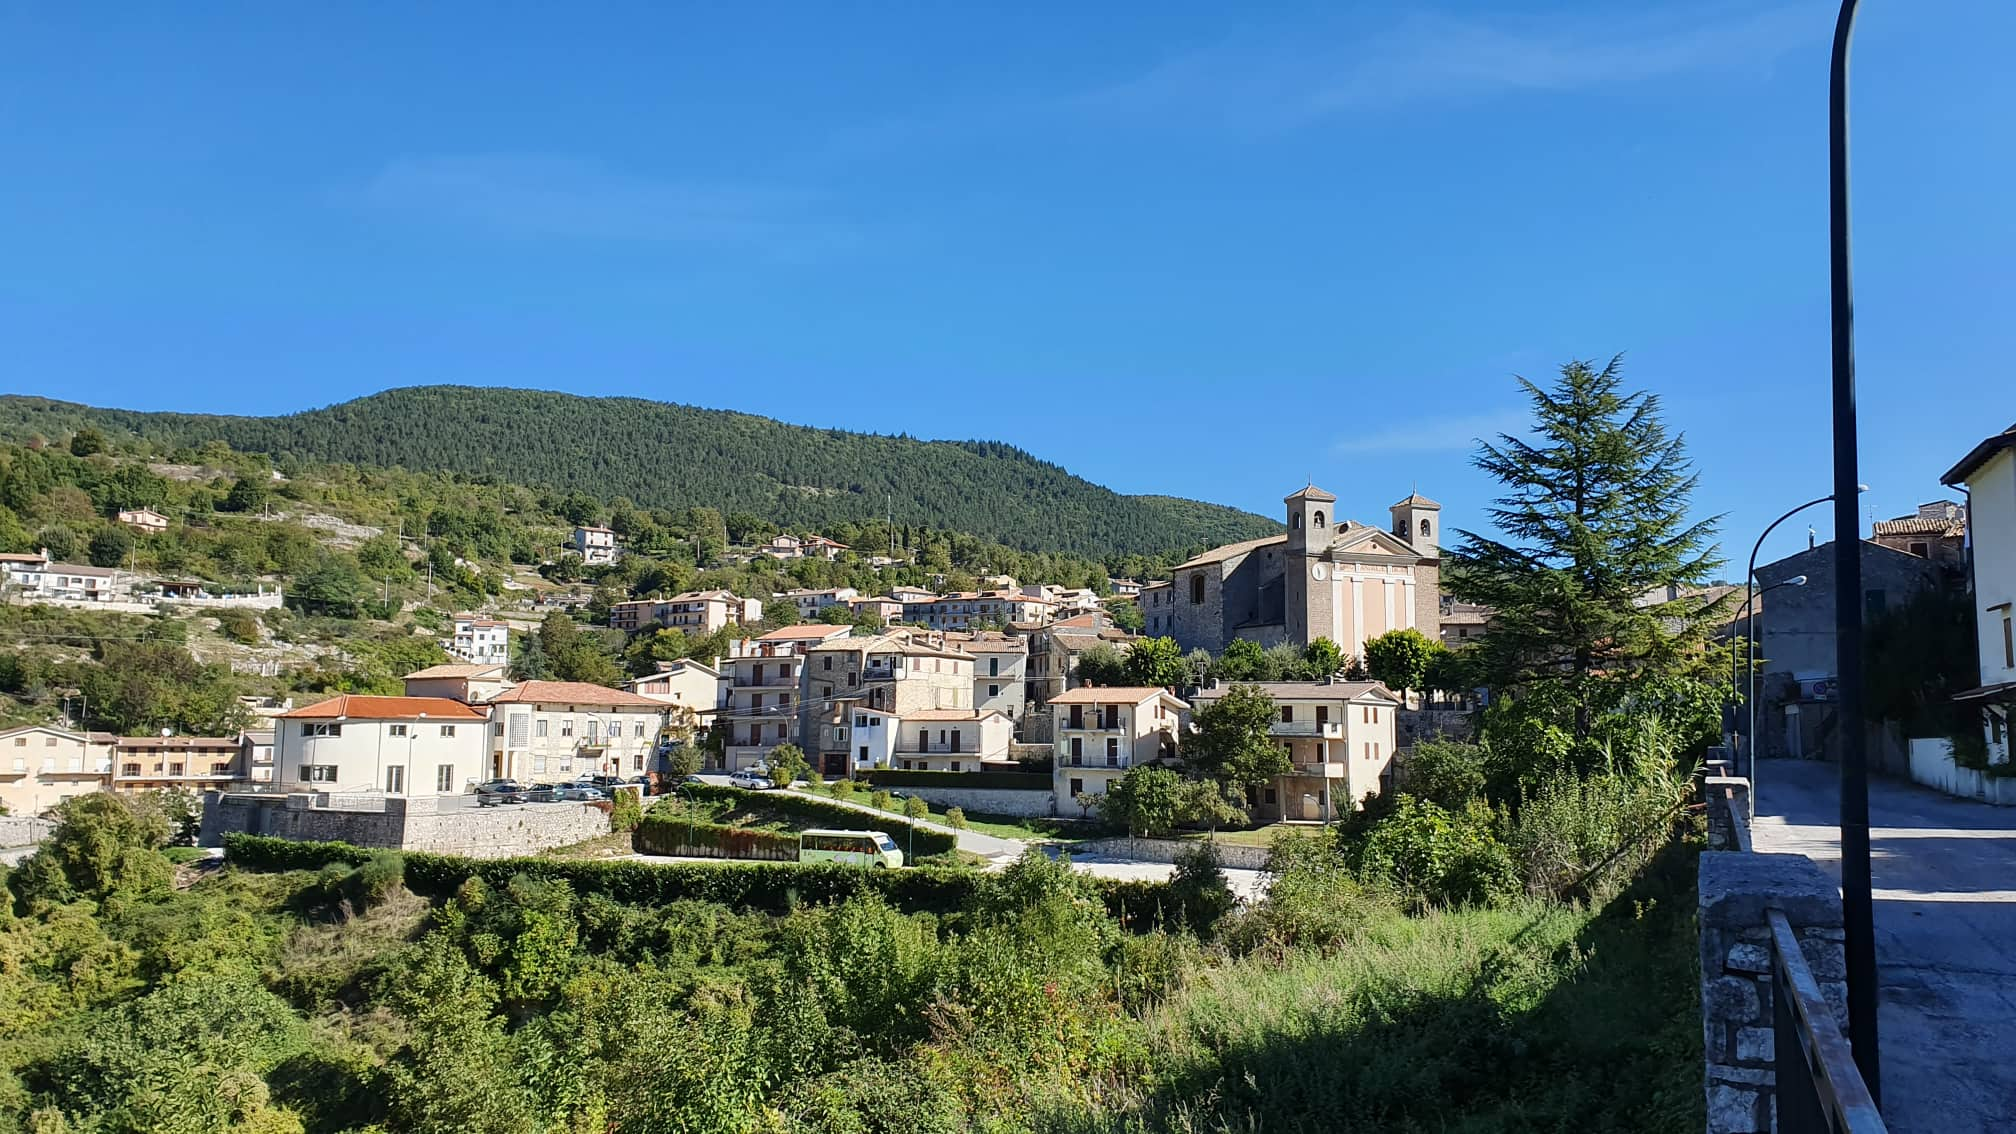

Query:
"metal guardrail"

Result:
[[1768, 910, 1886, 1133]]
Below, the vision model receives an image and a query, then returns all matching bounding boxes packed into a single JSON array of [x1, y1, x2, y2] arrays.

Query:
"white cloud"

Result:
[[1331, 410, 1527, 455], [1074, 4, 1822, 130], [353, 154, 852, 253]]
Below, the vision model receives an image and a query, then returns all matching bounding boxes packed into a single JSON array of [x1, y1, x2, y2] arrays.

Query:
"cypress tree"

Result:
[[1445, 356, 1723, 742]]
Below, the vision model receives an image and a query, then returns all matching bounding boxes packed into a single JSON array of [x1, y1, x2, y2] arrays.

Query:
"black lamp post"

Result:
[[1828, 0, 1880, 1099]]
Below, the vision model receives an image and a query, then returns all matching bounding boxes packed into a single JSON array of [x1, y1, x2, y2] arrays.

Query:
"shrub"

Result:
[[1168, 841, 1235, 937], [1401, 739, 1489, 810], [674, 783, 956, 857], [870, 790, 893, 812], [829, 778, 857, 802], [633, 815, 797, 860], [902, 796, 929, 822], [609, 786, 643, 833], [1506, 767, 1686, 901], [1228, 832, 1391, 954], [223, 833, 373, 872], [1344, 796, 1517, 910], [944, 807, 968, 830]]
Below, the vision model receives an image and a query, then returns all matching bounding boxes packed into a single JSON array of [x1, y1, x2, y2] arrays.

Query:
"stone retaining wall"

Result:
[[1078, 836, 1272, 870], [0, 816, 56, 847], [201, 792, 612, 858]]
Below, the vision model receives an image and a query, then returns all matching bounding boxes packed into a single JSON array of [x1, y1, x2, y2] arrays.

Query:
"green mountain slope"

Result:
[[0, 387, 1278, 557]]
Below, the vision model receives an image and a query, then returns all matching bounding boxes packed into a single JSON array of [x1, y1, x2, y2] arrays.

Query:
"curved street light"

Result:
[[1741, 573, 1806, 810]]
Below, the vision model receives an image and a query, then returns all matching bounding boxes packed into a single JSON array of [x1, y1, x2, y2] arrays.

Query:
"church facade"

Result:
[[1140, 486, 1442, 659]]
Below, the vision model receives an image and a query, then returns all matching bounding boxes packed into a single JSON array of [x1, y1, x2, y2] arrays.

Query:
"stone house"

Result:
[[722, 625, 852, 770], [1189, 679, 1401, 821], [0, 726, 113, 816], [1752, 539, 1955, 765], [274, 694, 492, 795], [801, 632, 977, 775], [1048, 686, 1187, 815], [1869, 500, 1968, 570], [571, 525, 620, 566], [1149, 486, 1440, 659]]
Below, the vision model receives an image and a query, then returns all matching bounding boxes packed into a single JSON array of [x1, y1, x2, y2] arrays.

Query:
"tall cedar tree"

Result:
[[1445, 357, 1722, 739]]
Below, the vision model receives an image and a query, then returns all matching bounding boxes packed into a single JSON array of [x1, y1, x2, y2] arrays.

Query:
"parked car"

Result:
[[551, 785, 603, 802], [474, 779, 528, 805], [727, 770, 772, 791]]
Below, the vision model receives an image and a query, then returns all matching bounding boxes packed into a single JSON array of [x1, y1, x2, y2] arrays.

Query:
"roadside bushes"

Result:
[[609, 786, 643, 833], [309, 850, 406, 913], [1341, 796, 1518, 911], [223, 833, 372, 872], [632, 814, 796, 860], [862, 769, 1050, 791], [679, 783, 957, 857], [1505, 767, 1687, 900]]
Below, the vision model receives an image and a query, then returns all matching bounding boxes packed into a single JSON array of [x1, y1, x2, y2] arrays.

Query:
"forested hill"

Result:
[[0, 388, 1277, 556]]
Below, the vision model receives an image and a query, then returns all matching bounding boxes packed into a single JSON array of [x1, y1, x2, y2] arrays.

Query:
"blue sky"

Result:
[[1, 2, 2010, 572]]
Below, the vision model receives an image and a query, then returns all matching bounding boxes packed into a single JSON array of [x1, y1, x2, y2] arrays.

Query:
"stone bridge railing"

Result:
[[1698, 776, 1884, 1134]]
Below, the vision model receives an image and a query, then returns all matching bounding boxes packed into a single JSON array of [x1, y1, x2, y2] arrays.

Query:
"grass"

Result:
[[1061, 834, 1705, 1133]]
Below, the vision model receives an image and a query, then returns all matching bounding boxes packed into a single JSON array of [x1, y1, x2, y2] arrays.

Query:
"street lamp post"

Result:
[[1732, 495, 1837, 752], [1828, 0, 1879, 1097]]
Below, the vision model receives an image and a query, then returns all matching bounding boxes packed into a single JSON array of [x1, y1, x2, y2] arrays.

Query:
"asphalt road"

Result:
[[1752, 757, 2016, 1134]]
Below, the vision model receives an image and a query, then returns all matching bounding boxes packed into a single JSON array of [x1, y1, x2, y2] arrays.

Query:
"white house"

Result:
[[572, 525, 620, 566], [117, 508, 170, 534], [624, 659, 727, 711], [482, 680, 668, 781], [274, 694, 492, 795], [1048, 686, 1187, 814], [889, 708, 1013, 771], [1944, 422, 2016, 765], [448, 615, 511, 667], [1190, 679, 1402, 821]]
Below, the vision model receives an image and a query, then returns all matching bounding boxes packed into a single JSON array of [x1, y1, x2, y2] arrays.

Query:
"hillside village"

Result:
[[1, 417, 1488, 830]]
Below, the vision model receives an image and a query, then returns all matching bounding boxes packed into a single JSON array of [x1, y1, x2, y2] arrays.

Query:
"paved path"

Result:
[[1752, 758, 2016, 1134]]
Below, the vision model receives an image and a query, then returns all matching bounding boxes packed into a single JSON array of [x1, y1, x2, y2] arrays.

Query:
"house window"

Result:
[[1106, 738, 1119, 765], [1190, 574, 1206, 605], [950, 761, 961, 772], [437, 764, 456, 792], [988, 684, 1000, 698], [1909, 541, 1930, 558], [535, 720, 549, 738], [9, 738, 20, 747], [1316, 706, 1329, 725], [1291, 514, 1303, 530], [1280, 706, 1294, 723], [1070, 777, 1084, 797], [119, 762, 138, 776], [43, 737, 55, 746], [389, 724, 408, 737], [385, 766, 405, 793], [304, 723, 342, 738], [439, 725, 457, 737], [1265, 787, 1279, 805], [989, 657, 999, 676], [634, 721, 646, 737], [823, 656, 832, 670], [1070, 737, 1083, 762], [561, 719, 574, 737], [302, 764, 337, 783], [858, 745, 869, 762]]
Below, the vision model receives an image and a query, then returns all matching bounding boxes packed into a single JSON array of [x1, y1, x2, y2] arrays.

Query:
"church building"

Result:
[[1140, 486, 1442, 659]]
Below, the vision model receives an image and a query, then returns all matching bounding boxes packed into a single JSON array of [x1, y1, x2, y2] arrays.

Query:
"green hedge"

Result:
[[222, 833, 374, 871], [861, 769, 1052, 791], [674, 784, 957, 857], [632, 814, 797, 860], [225, 832, 1181, 927]]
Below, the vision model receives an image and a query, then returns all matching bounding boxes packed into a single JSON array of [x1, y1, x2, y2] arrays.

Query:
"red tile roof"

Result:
[[280, 695, 490, 721], [1047, 686, 1185, 705], [484, 681, 665, 709]]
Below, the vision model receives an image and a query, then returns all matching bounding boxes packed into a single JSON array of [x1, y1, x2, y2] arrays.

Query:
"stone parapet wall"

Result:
[[201, 792, 610, 859], [1078, 836, 1271, 870], [1698, 851, 1849, 1134], [0, 816, 57, 847], [888, 786, 1056, 818]]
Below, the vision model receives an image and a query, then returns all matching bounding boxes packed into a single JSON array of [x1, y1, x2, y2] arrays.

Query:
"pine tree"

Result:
[[1445, 357, 1723, 741]]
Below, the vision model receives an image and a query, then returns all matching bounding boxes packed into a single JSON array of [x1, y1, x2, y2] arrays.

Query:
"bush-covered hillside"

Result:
[[0, 389, 1279, 557]]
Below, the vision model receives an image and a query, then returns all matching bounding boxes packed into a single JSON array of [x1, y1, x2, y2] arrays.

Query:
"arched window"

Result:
[[1291, 513, 1302, 529], [1189, 574, 1206, 605], [1313, 510, 1326, 528], [1419, 518, 1432, 538]]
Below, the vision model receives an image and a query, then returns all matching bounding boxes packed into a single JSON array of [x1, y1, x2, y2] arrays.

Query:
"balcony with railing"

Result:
[[732, 673, 800, 689], [1271, 719, 1345, 738]]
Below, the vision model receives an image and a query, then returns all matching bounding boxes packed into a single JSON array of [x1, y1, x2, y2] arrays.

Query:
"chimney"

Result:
[[1809, 527, 1817, 551]]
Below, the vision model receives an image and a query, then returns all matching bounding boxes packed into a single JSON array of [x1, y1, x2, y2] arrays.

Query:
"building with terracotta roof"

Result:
[[116, 507, 170, 535], [483, 681, 670, 781], [889, 708, 1013, 771], [1190, 679, 1401, 821], [720, 625, 852, 770], [0, 725, 114, 816], [1148, 486, 1440, 659], [1048, 686, 1188, 814], [402, 663, 512, 703], [275, 695, 491, 795], [112, 734, 246, 792], [759, 533, 849, 561], [778, 586, 859, 621], [608, 590, 762, 633], [799, 632, 977, 775], [1870, 500, 1968, 569], [903, 590, 1056, 631], [1026, 622, 1138, 710]]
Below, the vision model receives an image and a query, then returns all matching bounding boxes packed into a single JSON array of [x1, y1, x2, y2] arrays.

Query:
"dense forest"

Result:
[[0, 389, 1280, 557]]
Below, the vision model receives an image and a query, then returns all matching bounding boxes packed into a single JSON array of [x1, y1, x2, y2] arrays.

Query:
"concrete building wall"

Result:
[[1964, 449, 2016, 764], [0, 728, 112, 816], [275, 719, 490, 796]]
